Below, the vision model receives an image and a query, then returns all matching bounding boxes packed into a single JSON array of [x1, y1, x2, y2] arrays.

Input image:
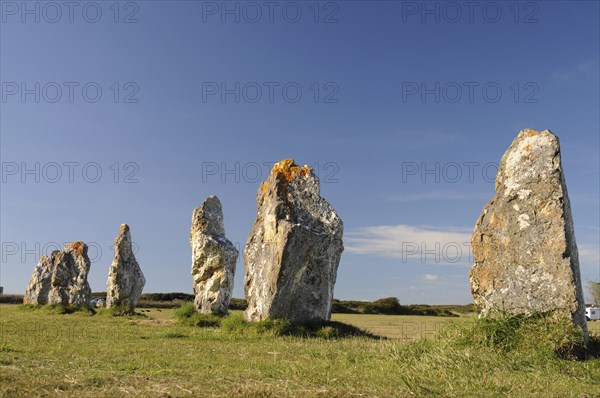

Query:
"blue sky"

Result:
[[1, 0, 598, 304]]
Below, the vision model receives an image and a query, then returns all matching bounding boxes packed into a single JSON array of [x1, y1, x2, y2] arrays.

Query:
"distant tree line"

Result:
[[2, 292, 474, 316]]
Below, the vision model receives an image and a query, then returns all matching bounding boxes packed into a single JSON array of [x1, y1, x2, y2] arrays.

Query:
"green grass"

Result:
[[18, 303, 94, 315], [332, 312, 468, 339], [1, 303, 599, 397], [174, 302, 223, 327]]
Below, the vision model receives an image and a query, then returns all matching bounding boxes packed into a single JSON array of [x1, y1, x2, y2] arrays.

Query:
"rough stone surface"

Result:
[[24, 242, 92, 307], [191, 196, 238, 314], [106, 224, 146, 310], [23, 256, 54, 305], [469, 129, 587, 340], [244, 159, 344, 323]]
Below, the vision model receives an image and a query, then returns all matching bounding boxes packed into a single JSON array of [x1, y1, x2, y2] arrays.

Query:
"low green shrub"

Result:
[[229, 298, 248, 310], [174, 302, 197, 319], [332, 297, 462, 316], [0, 294, 24, 304], [220, 313, 250, 334], [105, 304, 135, 316], [140, 292, 195, 301], [174, 302, 222, 327], [440, 312, 589, 360], [253, 318, 296, 337], [331, 299, 360, 314], [364, 297, 403, 314]]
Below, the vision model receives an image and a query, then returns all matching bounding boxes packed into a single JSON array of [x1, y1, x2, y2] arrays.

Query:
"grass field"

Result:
[[1, 304, 599, 397]]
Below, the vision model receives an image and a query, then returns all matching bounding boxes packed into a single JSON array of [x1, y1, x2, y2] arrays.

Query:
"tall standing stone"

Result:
[[469, 129, 587, 340], [191, 196, 238, 314], [106, 224, 146, 310], [24, 241, 92, 307], [244, 159, 344, 323]]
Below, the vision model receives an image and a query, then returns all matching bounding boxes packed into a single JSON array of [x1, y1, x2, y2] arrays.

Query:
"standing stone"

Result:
[[24, 241, 92, 306], [191, 196, 238, 314], [23, 256, 54, 305], [469, 129, 587, 340], [244, 159, 344, 323], [106, 224, 145, 310]]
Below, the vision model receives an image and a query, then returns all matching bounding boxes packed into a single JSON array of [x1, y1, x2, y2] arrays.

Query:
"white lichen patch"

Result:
[[503, 130, 554, 197], [517, 189, 531, 199], [517, 213, 530, 229]]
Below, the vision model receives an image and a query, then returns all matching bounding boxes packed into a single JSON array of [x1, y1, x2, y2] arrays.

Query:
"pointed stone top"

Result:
[[116, 224, 132, 248], [271, 159, 312, 182], [64, 241, 87, 257], [191, 195, 225, 237], [260, 159, 315, 199], [516, 128, 555, 139]]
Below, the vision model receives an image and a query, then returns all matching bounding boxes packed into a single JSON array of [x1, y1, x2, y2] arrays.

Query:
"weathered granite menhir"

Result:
[[24, 241, 91, 306], [244, 159, 344, 323], [190, 195, 238, 314], [106, 224, 146, 310], [469, 129, 587, 341]]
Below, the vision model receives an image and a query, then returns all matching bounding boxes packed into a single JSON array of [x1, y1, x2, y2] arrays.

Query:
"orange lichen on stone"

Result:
[[70, 241, 85, 257], [271, 159, 312, 183], [260, 181, 269, 197], [522, 128, 539, 137], [524, 144, 531, 152]]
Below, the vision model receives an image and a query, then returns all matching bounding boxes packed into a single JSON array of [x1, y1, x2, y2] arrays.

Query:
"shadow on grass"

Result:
[[293, 319, 383, 340], [174, 303, 383, 339], [584, 333, 600, 360], [18, 303, 94, 315], [222, 314, 383, 339], [94, 305, 148, 318], [18, 303, 148, 318]]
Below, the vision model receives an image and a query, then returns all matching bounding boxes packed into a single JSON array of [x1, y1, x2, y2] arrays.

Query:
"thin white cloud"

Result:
[[345, 224, 599, 270], [345, 224, 473, 265], [423, 273, 439, 281], [552, 57, 600, 85]]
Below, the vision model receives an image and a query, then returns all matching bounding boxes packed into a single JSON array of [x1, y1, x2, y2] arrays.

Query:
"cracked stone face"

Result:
[[191, 196, 238, 314], [24, 241, 91, 307], [244, 159, 344, 323], [106, 224, 146, 310], [469, 129, 587, 342]]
